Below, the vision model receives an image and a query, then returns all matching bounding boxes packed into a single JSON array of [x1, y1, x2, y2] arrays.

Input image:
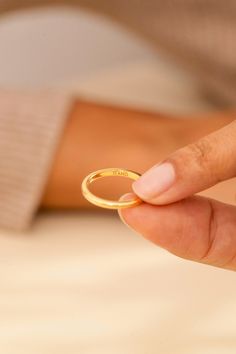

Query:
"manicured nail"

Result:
[[133, 162, 175, 200]]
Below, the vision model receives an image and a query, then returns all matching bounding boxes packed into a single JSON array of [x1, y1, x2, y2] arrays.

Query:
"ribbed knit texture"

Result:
[[0, 91, 72, 230]]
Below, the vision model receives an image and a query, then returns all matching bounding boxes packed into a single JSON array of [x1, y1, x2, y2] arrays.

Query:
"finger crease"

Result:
[[200, 200, 217, 262]]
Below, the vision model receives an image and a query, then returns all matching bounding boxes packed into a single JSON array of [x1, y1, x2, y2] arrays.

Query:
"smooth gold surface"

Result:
[[81, 168, 142, 209]]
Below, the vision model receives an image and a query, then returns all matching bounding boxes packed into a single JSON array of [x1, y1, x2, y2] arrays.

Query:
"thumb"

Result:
[[133, 120, 236, 205], [119, 194, 236, 270]]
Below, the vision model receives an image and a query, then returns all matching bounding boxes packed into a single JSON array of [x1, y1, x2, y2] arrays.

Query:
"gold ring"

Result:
[[81, 168, 142, 209]]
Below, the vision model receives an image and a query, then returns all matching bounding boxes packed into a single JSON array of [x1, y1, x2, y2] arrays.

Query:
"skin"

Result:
[[41, 100, 236, 271], [119, 120, 236, 271]]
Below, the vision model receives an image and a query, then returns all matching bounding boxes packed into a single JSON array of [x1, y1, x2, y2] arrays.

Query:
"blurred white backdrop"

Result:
[[0, 6, 215, 113], [0, 7, 156, 88]]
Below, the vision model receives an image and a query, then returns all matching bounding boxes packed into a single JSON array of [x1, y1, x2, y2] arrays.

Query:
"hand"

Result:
[[119, 119, 236, 271]]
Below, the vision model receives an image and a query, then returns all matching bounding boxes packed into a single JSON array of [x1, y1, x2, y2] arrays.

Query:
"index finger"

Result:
[[132, 120, 236, 205]]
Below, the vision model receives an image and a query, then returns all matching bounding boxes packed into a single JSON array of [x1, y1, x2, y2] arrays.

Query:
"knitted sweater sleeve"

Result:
[[0, 90, 72, 230]]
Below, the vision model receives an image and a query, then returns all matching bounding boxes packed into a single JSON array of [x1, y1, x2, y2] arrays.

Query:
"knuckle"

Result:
[[187, 138, 212, 168], [182, 137, 218, 183]]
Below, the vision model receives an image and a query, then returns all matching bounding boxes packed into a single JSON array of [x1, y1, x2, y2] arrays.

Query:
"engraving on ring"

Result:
[[112, 169, 128, 177]]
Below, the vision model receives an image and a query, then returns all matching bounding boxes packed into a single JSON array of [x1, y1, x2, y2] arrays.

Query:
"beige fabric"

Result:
[[0, 91, 72, 230], [0, 0, 236, 230]]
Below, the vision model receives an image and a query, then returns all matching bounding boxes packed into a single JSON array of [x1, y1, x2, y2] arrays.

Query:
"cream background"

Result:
[[0, 7, 236, 354]]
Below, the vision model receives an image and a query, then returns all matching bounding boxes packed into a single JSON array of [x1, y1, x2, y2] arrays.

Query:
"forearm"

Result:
[[41, 100, 159, 208], [41, 100, 235, 209]]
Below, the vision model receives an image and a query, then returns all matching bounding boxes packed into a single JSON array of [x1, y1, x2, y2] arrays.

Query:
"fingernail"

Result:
[[133, 162, 175, 200]]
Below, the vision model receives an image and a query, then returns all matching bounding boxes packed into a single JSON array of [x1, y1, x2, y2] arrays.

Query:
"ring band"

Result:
[[81, 168, 142, 210]]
